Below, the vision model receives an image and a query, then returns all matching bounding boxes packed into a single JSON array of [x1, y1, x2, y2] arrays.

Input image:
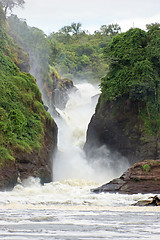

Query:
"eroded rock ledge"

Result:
[[92, 159, 160, 194]]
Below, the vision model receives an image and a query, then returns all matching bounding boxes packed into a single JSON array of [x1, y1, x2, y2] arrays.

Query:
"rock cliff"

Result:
[[42, 67, 75, 116], [85, 94, 160, 165]]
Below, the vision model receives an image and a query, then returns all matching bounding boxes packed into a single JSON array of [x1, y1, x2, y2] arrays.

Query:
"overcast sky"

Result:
[[13, 0, 160, 34]]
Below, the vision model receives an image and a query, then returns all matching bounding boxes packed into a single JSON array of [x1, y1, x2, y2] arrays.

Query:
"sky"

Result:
[[13, 0, 160, 35]]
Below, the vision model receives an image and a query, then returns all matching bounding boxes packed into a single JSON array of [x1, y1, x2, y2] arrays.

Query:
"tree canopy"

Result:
[[47, 23, 121, 81], [101, 26, 160, 102], [100, 24, 160, 135], [7, 16, 121, 82], [0, 0, 25, 13]]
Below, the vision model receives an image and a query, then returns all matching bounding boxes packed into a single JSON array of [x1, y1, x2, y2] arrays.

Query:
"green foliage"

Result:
[[142, 164, 151, 172], [48, 23, 115, 81], [0, 145, 15, 165], [101, 25, 160, 135], [0, 49, 19, 75], [7, 16, 118, 83], [0, 8, 52, 165], [0, 68, 46, 156], [101, 27, 160, 100], [100, 24, 121, 36]]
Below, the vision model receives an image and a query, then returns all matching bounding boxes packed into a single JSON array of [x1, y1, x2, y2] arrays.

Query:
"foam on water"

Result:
[[0, 176, 158, 210], [0, 177, 160, 240]]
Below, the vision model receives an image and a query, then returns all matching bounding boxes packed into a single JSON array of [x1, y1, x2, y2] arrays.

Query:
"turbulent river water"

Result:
[[0, 82, 160, 240]]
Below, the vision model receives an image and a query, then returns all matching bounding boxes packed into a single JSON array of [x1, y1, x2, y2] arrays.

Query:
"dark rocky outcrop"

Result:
[[92, 159, 160, 194], [52, 77, 75, 110], [133, 195, 160, 206], [0, 162, 18, 191], [41, 67, 76, 117], [85, 95, 160, 165]]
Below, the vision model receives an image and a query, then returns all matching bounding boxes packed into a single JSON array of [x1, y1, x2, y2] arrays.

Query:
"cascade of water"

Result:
[[53, 82, 129, 184]]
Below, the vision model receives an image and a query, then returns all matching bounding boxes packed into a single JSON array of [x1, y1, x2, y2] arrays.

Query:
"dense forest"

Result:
[[7, 15, 121, 82]]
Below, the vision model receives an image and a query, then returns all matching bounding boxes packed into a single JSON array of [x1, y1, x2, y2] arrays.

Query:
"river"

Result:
[[0, 82, 160, 239]]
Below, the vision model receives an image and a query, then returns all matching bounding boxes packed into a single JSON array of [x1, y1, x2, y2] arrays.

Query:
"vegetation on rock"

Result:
[[0, 5, 57, 188], [101, 25, 160, 135], [85, 24, 160, 164]]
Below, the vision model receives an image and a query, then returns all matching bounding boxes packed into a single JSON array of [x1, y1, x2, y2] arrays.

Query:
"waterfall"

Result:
[[53, 82, 128, 184]]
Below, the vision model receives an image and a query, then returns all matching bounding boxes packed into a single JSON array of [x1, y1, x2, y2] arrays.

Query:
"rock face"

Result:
[[0, 162, 18, 191], [0, 119, 57, 191], [52, 77, 75, 110], [15, 119, 57, 185], [42, 67, 76, 116], [133, 195, 160, 206], [85, 95, 159, 165], [92, 159, 160, 194]]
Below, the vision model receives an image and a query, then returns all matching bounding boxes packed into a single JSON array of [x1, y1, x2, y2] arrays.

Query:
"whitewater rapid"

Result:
[[0, 82, 160, 240], [0, 177, 160, 240]]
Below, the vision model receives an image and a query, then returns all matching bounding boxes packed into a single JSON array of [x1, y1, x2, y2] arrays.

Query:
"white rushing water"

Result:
[[53, 82, 129, 183], [0, 82, 160, 240]]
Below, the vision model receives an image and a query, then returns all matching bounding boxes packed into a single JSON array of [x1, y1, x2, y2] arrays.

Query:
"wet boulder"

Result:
[[92, 159, 160, 194], [133, 195, 160, 206]]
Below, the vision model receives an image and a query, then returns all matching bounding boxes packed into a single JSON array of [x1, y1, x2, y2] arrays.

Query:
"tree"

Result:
[[146, 23, 160, 33], [100, 24, 121, 36], [70, 22, 82, 35], [0, 0, 25, 14], [59, 25, 72, 35]]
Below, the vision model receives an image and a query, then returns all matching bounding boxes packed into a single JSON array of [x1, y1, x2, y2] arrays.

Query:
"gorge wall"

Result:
[[85, 27, 160, 166]]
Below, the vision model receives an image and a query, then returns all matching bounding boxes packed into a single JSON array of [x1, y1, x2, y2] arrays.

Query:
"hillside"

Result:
[[0, 6, 57, 190], [85, 25, 160, 164]]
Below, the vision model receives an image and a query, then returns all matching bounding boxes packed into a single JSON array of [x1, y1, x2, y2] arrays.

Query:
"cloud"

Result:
[[13, 0, 160, 34]]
